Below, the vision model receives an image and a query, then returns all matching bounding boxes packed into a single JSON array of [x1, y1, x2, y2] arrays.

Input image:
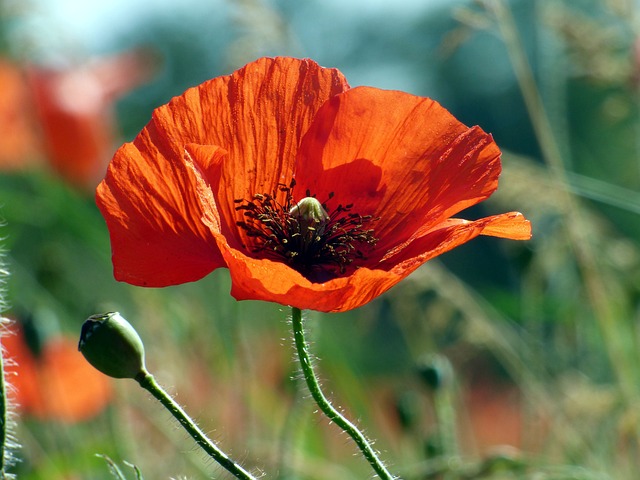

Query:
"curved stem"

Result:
[[136, 371, 257, 480], [290, 307, 396, 479]]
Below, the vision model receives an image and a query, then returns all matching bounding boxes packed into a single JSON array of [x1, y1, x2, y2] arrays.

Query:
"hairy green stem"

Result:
[[291, 307, 396, 479], [0, 334, 7, 477], [136, 371, 256, 480]]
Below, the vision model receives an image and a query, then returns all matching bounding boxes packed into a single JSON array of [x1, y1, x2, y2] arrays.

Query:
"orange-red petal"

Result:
[[2, 326, 112, 422], [29, 338, 113, 422], [97, 56, 532, 311], [29, 66, 115, 187], [436, 213, 532, 241], [215, 239, 386, 312], [151, 57, 349, 240], [0, 61, 39, 169], [381, 212, 531, 268], [97, 142, 227, 286], [217, 212, 530, 312], [2, 326, 40, 413], [97, 57, 349, 287], [295, 86, 502, 254], [28, 50, 154, 188]]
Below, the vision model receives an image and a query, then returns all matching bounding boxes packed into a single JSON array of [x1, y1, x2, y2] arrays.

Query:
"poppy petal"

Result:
[[381, 212, 532, 266], [438, 212, 532, 241], [28, 50, 154, 188], [195, 57, 350, 237], [215, 240, 385, 312], [32, 338, 113, 422], [97, 57, 531, 312], [0, 61, 39, 169], [146, 57, 349, 235], [96, 142, 228, 287], [183, 143, 239, 245], [98, 57, 349, 286], [2, 326, 113, 422], [294, 86, 501, 253], [2, 326, 40, 412], [218, 212, 530, 312]]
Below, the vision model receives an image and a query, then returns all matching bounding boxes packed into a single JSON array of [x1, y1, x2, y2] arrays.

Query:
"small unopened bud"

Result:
[[416, 354, 453, 391], [290, 196, 329, 241], [394, 391, 420, 431], [78, 312, 146, 380]]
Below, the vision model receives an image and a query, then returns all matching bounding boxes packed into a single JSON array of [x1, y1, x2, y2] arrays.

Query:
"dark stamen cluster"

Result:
[[235, 180, 378, 280]]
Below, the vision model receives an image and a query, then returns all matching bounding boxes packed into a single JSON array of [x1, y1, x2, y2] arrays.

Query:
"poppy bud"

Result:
[[424, 434, 444, 459], [78, 312, 146, 380], [416, 354, 453, 391], [394, 391, 420, 431]]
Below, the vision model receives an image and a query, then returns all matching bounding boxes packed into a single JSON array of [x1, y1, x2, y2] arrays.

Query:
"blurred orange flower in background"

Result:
[[97, 56, 531, 313], [2, 322, 113, 423], [0, 61, 39, 169], [0, 49, 154, 189]]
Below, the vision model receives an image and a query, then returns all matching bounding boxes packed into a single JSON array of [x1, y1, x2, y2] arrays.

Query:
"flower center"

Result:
[[235, 180, 378, 281]]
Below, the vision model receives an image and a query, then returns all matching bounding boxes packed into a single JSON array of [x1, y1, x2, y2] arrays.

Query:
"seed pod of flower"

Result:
[[78, 312, 146, 380], [290, 197, 330, 224], [290, 196, 329, 235]]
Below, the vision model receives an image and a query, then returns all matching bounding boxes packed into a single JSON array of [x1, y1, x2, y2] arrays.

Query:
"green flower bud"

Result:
[[394, 391, 420, 431], [78, 312, 146, 380], [416, 354, 453, 391]]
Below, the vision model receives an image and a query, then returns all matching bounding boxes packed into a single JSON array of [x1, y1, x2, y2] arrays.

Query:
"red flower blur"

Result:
[[0, 50, 154, 188], [0, 61, 39, 169], [97, 57, 531, 313], [2, 323, 112, 423]]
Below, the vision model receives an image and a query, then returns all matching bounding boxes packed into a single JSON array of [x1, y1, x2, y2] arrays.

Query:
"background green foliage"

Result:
[[1, 0, 639, 478]]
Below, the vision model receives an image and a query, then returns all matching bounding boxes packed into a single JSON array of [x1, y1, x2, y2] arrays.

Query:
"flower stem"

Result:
[[135, 370, 257, 480], [0, 318, 16, 479], [290, 307, 396, 479], [0, 331, 8, 476]]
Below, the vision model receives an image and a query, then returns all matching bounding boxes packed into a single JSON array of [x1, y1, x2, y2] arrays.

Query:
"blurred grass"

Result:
[[1, 0, 640, 478]]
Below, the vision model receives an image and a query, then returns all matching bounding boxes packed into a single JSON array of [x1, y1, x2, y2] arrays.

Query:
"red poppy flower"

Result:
[[97, 57, 531, 313], [27, 49, 154, 188], [0, 60, 40, 169], [2, 324, 112, 422], [0, 51, 154, 188]]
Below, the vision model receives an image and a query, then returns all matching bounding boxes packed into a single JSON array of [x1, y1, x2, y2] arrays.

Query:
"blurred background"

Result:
[[0, 0, 639, 478]]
